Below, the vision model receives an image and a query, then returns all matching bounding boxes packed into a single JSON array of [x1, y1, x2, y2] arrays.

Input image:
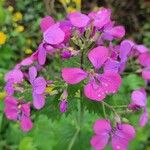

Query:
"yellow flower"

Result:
[[0, 32, 7, 45], [24, 48, 33, 54], [59, 0, 70, 5], [7, 5, 14, 12], [12, 12, 23, 22], [15, 25, 24, 32], [66, 6, 76, 13], [45, 85, 58, 95], [27, 39, 32, 45], [0, 91, 6, 100], [73, 0, 81, 11]]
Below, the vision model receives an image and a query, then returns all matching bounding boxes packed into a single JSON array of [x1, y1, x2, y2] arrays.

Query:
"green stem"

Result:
[[102, 102, 107, 118], [68, 127, 80, 150]]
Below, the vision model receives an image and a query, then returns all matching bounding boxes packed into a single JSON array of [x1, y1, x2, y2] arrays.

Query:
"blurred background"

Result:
[[0, 0, 150, 150]]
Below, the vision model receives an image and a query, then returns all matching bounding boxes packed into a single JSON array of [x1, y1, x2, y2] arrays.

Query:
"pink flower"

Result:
[[44, 24, 65, 45], [62, 46, 122, 101], [4, 96, 33, 132], [68, 12, 90, 28], [29, 66, 46, 109], [93, 8, 111, 29], [90, 119, 135, 150], [128, 88, 148, 126], [40, 16, 55, 32]]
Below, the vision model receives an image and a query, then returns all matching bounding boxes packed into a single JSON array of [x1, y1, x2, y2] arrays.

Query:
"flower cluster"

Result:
[[3, 8, 149, 149]]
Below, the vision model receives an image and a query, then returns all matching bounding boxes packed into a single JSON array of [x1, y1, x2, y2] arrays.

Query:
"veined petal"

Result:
[[40, 16, 55, 32], [20, 116, 33, 132], [29, 66, 37, 83], [44, 24, 65, 45], [38, 43, 47, 65], [139, 108, 148, 127], [68, 12, 90, 28], [131, 89, 147, 107], [93, 119, 112, 135], [90, 134, 109, 150], [88, 46, 109, 69], [33, 77, 46, 94], [33, 93, 45, 109], [62, 68, 87, 84], [105, 26, 125, 39]]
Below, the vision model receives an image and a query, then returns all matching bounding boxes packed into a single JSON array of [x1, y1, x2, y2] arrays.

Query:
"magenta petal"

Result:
[[33, 93, 45, 109], [99, 72, 122, 94], [29, 66, 37, 83], [69, 12, 90, 28], [131, 89, 147, 107], [119, 40, 134, 62], [62, 68, 87, 84], [111, 136, 129, 150], [5, 69, 23, 83], [90, 135, 109, 150], [88, 46, 109, 69], [138, 52, 150, 67], [33, 77, 46, 94], [40, 16, 55, 32], [4, 96, 18, 120], [135, 45, 148, 53], [84, 80, 106, 101], [139, 108, 148, 127], [20, 116, 33, 132], [94, 8, 111, 29], [38, 43, 47, 65], [106, 26, 125, 39], [21, 103, 31, 117], [104, 59, 120, 73], [20, 57, 33, 66], [142, 67, 150, 80], [119, 124, 136, 141], [44, 24, 65, 45], [93, 119, 111, 135]]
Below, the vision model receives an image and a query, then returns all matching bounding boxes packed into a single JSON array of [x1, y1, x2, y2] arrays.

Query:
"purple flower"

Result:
[[44, 24, 65, 45], [59, 100, 68, 113], [4, 96, 33, 132], [93, 8, 111, 29], [29, 66, 46, 109], [128, 88, 148, 126], [61, 50, 72, 59], [40, 16, 55, 32], [62, 46, 122, 101], [68, 12, 90, 28], [90, 119, 135, 150]]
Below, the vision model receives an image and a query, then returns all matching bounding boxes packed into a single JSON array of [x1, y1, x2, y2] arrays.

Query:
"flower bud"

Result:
[[59, 100, 68, 113]]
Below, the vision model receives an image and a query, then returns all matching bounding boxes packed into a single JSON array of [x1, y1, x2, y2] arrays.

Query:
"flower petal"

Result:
[[90, 135, 109, 150], [94, 8, 111, 29], [38, 43, 47, 65], [142, 67, 150, 80], [62, 68, 87, 84], [88, 46, 109, 69], [69, 12, 90, 28], [98, 72, 122, 94], [84, 80, 106, 101], [131, 89, 147, 107], [44, 24, 65, 45], [40, 16, 55, 32], [105, 26, 125, 39], [21, 103, 31, 117], [33, 77, 46, 94], [29, 66, 37, 83], [139, 108, 148, 127], [138, 52, 150, 67], [20, 116, 33, 132], [93, 119, 112, 135], [33, 93, 45, 109]]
